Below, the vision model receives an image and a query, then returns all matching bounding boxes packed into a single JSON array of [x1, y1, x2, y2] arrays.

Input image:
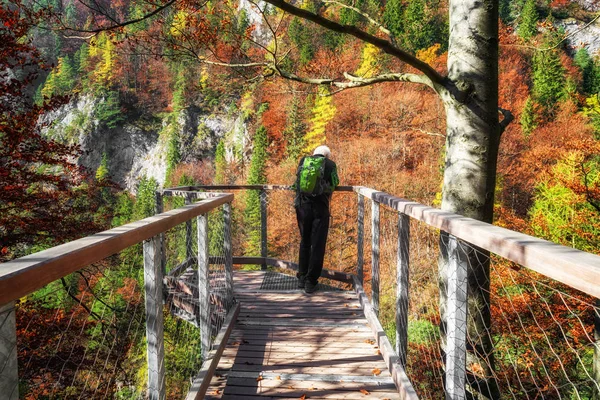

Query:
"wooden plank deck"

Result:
[[205, 271, 400, 399]]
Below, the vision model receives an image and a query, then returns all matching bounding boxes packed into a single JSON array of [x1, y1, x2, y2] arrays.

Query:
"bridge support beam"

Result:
[[185, 193, 194, 260], [357, 195, 364, 284], [0, 302, 18, 400], [197, 213, 211, 358], [155, 191, 167, 278], [144, 235, 166, 400], [260, 190, 268, 271], [224, 203, 235, 307], [371, 200, 380, 315], [445, 234, 468, 400], [396, 213, 410, 367]]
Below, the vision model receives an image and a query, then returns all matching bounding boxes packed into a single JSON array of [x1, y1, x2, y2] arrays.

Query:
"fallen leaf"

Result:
[[212, 389, 220, 395], [275, 376, 281, 380], [344, 304, 349, 307], [232, 341, 240, 345], [364, 339, 375, 345], [256, 376, 263, 382], [372, 368, 381, 376], [360, 388, 370, 395], [375, 350, 381, 355], [299, 395, 306, 400]]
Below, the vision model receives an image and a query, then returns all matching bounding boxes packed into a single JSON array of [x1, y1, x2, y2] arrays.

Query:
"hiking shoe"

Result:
[[305, 281, 318, 294], [298, 276, 306, 289]]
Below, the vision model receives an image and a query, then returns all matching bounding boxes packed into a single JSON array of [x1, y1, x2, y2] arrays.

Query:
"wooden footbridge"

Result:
[[1, 185, 599, 399]]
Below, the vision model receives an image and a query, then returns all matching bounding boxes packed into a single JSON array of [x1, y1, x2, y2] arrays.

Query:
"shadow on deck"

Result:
[[205, 270, 400, 399]]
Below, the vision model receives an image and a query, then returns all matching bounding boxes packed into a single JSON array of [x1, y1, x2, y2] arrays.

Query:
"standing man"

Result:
[[293, 145, 339, 293]]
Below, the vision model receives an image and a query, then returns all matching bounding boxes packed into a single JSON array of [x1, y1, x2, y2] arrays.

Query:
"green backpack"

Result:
[[297, 156, 329, 196]]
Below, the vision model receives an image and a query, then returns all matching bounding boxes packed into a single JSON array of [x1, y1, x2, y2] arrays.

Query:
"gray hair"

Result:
[[313, 145, 332, 158]]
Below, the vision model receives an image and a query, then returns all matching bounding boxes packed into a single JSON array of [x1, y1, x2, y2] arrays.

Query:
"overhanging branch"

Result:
[[260, 0, 446, 87]]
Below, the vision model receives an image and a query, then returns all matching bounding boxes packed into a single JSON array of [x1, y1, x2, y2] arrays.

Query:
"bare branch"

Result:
[[335, 72, 436, 90], [410, 127, 446, 138], [322, 0, 394, 42], [197, 57, 268, 69], [57, 0, 177, 36]]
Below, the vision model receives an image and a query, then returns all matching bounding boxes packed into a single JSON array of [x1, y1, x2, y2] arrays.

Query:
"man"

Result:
[[293, 145, 339, 293]]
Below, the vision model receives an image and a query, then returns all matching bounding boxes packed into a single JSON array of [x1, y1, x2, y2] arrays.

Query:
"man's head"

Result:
[[313, 145, 332, 159]]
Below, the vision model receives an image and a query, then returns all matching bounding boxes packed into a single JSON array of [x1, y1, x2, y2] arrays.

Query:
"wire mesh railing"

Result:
[[0, 194, 234, 400], [359, 187, 600, 400]]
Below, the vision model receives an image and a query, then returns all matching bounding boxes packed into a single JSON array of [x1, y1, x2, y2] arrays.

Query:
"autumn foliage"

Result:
[[0, 3, 110, 261]]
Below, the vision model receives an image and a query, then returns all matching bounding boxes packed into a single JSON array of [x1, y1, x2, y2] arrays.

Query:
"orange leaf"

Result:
[[256, 376, 263, 382], [360, 388, 370, 395], [372, 368, 381, 376], [275, 375, 281, 380], [299, 394, 306, 399]]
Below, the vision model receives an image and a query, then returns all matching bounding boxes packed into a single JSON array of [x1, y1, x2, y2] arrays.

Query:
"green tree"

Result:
[[288, 17, 314, 65], [133, 176, 159, 220], [583, 94, 600, 139], [214, 140, 226, 184], [165, 129, 181, 185], [402, 0, 436, 52], [518, 0, 538, 40], [96, 153, 110, 181], [96, 91, 125, 128], [520, 96, 537, 138], [532, 47, 566, 115], [530, 153, 600, 253], [245, 126, 268, 256], [283, 96, 306, 160], [40, 69, 57, 99], [575, 48, 600, 95], [55, 55, 76, 95], [499, 0, 513, 24], [112, 193, 134, 227], [383, 0, 404, 38]]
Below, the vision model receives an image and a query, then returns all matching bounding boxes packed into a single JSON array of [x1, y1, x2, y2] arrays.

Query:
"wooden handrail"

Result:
[[0, 194, 233, 305], [164, 184, 355, 192]]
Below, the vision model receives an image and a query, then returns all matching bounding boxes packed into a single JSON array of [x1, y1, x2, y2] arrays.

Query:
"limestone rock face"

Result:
[[559, 18, 600, 56], [40, 95, 248, 193]]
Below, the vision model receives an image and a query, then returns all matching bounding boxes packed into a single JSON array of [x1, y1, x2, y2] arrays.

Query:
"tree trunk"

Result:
[[439, 0, 501, 399]]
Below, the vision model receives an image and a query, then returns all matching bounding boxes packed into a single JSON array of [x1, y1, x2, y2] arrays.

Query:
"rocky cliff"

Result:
[[41, 95, 249, 192]]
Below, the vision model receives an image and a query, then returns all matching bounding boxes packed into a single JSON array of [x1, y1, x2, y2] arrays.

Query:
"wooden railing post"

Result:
[[445, 234, 468, 400], [260, 189, 268, 270], [594, 298, 600, 399], [143, 235, 166, 400], [197, 213, 211, 358], [371, 199, 380, 315], [357, 194, 365, 284], [155, 191, 166, 277], [224, 203, 234, 304], [0, 302, 18, 400], [185, 193, 193, 260], [396, 213, 410, 367]]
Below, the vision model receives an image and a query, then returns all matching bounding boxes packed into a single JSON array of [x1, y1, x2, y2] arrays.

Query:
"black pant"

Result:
[[296, 201, 330, 284]]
